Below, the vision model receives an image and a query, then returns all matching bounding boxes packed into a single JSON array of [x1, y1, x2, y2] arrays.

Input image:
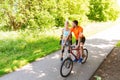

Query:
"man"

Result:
[[65, 20, 86, 63]]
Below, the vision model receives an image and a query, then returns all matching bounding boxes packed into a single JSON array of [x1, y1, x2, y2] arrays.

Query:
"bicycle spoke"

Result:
[[60, 58, 73, 77], [81, 49, 88, 64]]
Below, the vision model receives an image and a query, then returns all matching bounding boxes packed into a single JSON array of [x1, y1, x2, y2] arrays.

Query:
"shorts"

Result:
[[61, 40, 72, 46], [76, 37, 86, 45]]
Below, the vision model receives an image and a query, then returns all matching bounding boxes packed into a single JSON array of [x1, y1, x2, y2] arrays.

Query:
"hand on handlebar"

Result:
[[75, 45, 80, 49]]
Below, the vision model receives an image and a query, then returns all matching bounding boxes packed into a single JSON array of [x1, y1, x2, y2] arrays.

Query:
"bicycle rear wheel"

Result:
[[81, 48, 88, 64], [60, 57, 73, 77]]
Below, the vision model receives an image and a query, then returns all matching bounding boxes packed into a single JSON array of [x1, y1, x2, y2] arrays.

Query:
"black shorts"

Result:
[[76, 37, 86, 45]]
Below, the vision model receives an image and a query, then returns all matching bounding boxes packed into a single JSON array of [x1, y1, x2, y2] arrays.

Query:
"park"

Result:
[[0, 0, 120, 80]]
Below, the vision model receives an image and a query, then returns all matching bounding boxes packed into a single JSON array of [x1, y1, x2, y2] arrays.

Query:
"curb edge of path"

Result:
[[89, 47, 115, 80]]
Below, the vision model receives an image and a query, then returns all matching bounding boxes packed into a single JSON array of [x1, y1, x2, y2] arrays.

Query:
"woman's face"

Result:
[[65, 22, 69, 28]]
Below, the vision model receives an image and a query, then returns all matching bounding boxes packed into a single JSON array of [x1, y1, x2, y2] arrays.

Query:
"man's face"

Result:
[[72, 22, 76, 27]]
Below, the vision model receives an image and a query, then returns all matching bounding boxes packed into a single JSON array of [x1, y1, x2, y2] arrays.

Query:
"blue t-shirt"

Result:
[[63, 29, 70, 37]]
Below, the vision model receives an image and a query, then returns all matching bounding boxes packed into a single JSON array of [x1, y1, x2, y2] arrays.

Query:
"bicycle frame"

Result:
[[60, 45, 88, 77], [70, 46, 81, 60]]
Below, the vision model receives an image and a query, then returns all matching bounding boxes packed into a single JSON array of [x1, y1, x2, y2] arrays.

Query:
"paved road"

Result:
[[0, 23, 120, 80]]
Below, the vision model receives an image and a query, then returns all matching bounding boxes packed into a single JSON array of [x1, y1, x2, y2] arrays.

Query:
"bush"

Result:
[[116, 41, 120, 47], [87, 0, 120, 21], [28, 10, 55, 29], [0, 0, 120, 30]]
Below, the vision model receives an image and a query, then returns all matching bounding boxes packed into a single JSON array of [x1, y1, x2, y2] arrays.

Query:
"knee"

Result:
[[80, 45, 83, 49], [68, 50, 70, 53], [80, 43, 84, 47], [62, 49, 64, 53]]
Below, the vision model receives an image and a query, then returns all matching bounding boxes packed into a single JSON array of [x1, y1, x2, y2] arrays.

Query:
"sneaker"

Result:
[[78, 58, 83, 63], [60, 57, 63, 61], [73, 58, 78, 62]]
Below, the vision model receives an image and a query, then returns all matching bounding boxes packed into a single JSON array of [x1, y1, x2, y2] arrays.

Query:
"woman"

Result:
[[60, 21, 72, 61]]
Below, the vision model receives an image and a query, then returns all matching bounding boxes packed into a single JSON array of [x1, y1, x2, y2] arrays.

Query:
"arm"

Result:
[[61, 29, 64, 40], [76, 32, 83, 47], [59, 29, 64, 45], [76, 27, 83, 47]]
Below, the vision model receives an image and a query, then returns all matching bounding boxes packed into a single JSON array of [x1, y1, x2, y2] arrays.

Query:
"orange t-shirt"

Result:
[[70, 26, 83, 40]]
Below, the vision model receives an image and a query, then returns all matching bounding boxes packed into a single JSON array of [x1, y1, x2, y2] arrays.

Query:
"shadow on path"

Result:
[[0, 37, 119, 80]]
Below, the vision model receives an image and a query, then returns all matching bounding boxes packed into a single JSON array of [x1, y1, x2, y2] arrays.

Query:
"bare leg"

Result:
[[76, 47, 80, 59], [61, 46, 64, 61], [80, 42, 84, 58], [76, 42, 84, 63]]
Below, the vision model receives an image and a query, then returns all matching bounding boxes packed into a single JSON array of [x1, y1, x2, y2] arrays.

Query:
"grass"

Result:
[[116, 41, 120, 47], [0, 22, 114, 76], [0, 29, 60, 76]]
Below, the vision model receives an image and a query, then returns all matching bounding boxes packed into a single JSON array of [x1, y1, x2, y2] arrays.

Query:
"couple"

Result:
[[60, 20, 86, 63]]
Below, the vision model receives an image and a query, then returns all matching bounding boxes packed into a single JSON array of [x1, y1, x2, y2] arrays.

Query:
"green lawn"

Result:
[[0, 29, 60, 76], [0, 22, 114, 76]]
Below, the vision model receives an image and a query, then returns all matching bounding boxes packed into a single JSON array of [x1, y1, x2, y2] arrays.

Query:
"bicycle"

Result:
[[60, 45, 88, 77]]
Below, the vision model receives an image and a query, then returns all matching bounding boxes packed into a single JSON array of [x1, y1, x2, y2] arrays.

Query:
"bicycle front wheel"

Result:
[[60, 57, 73, 77]]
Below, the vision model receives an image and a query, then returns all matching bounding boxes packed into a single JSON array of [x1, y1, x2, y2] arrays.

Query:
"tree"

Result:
[[0, 0, 29, 30], [87, 0, 120, 21], [0, 0, 120, 31], [0, 0, 55, 30]]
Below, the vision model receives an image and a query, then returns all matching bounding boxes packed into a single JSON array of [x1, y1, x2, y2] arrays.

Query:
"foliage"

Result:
[[0, 0, 55, 30], [0, 0, 120, 30], [0, 28, 60, 76], [94, 76, 102, 80], [87, 0, 120, 21], [58, 0, 89, 25], [116, 41, 120, 47], [0, 0, 27, 30]]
